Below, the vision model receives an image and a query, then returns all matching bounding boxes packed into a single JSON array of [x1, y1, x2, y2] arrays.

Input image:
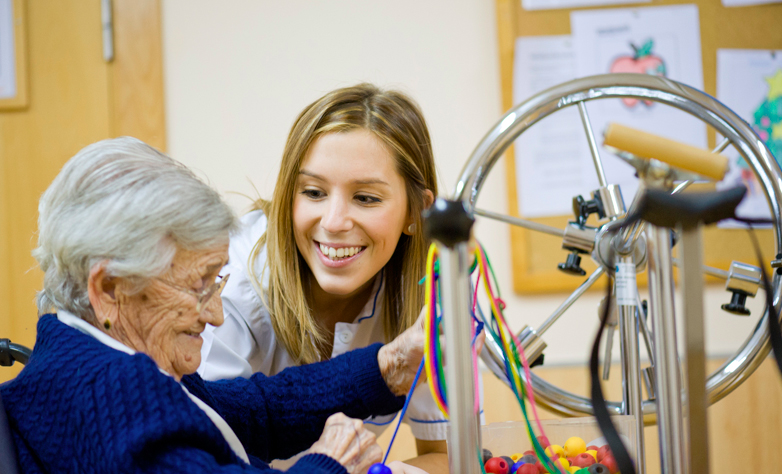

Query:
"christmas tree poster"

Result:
[[717, 49, 782, 225]]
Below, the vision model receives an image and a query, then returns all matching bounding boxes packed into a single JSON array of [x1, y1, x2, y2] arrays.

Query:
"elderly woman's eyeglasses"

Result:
[[155, 274, 230, 314]]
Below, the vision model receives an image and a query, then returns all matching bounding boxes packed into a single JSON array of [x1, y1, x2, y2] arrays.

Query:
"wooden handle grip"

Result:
[[603, 123, 729, 181]]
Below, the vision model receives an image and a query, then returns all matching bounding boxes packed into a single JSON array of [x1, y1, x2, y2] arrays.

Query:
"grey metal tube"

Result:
[[647, 225, 687, 474], [536, 267, 605, 336], [578, 101, 608, 187], [439, 242, 481, 474], [617, 256, 646, 473], [680, 226, 710, 474]]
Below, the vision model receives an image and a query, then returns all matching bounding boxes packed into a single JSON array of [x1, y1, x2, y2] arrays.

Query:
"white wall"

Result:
[[162, 0, 762, 365]]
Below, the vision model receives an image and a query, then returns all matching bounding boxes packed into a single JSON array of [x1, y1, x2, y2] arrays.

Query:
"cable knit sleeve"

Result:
[[182, 343, 405, 462]]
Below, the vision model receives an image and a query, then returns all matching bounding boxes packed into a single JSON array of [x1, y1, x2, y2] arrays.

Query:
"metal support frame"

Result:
[[647, 225, 687, 474]]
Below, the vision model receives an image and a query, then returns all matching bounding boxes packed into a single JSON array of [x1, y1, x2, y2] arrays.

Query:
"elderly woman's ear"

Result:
[[87, 261, 118, 330]]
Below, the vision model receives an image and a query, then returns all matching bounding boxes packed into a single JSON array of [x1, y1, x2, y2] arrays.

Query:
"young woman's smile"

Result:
[[293, 129, 410, 298]]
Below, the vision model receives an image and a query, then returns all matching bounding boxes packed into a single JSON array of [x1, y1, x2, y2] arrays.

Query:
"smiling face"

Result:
[[293, 129, 410, 300], [112, 244, 229, 379]]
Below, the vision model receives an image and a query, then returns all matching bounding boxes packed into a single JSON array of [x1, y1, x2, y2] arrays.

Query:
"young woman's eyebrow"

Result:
[[299, 170, 389, 187]]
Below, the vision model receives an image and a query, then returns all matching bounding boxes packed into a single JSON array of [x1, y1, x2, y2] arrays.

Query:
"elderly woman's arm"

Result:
[[183, 342, 405, 462]]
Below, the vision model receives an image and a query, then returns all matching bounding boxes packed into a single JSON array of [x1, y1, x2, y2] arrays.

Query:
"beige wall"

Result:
[[161, 0, 764, 367]]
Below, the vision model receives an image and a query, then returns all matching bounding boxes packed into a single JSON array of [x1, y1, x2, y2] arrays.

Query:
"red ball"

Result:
[[485, 457, 510, 474], [587, 446, 599, 452], [524, 450, 536, 456], [535, 461, 546, 473], [600, 455, 618, 474], [572, 453, 596, 468], [537, 436, 551, 448], [518, 464, 538, 474], [567, 457, 576, 465], [596, 446, 611, 462]]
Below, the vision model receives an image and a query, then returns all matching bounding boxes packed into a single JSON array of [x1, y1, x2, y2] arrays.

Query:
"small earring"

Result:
[[103, 319, 111, 330], [407, 223, 416, 234]]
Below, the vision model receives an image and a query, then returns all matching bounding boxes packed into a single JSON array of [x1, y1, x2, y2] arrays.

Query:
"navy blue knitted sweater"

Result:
[[0, 315, 405, 473]]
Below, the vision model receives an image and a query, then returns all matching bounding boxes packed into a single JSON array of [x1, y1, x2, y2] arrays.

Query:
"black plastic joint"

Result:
[[423, 198, 475, 248]]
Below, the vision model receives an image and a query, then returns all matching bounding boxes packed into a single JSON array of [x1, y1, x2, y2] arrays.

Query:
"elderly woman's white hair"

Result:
[[34, 137, 239, 323]]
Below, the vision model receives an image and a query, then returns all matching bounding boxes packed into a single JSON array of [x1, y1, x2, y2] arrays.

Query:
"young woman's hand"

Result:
[[307, 413, 382, 473]]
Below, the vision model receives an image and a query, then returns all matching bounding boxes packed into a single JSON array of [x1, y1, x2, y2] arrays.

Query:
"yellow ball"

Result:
[[585, 450, 598, 461], [568, 467, 581, 474], [563, 437, 587, 457], [511, 453, 524, 462], [555, 458, 571, 470], [545, 444, 565, 459]]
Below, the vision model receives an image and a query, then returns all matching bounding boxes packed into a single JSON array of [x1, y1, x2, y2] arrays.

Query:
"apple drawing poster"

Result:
[[716, 49, 782, 226], [569, 4, 706, 209]]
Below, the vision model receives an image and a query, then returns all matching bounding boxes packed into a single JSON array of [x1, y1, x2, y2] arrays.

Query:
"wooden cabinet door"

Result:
[[0, 0, 164, 382]]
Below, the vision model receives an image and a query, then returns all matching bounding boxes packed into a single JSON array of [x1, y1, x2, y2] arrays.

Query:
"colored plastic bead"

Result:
[[502, 456, 515, 468], [537, 436, 551, 449], [599, 455, 618, 474], [368, 464, 392, 474], [555, 458, 571, 471], [511, 453, 525, 462], [587, 463, 609, 474], [586, 446, 599, 452], [520, 454, 538, 465], [575, 469, 590, 474], [518, 464, 538, 474], [568, 467, 582, 474], [483, 449, 494, 464], [596, 446, 611, 462], [485, 456, 510, 474], [585, 450, 597, 462], [563, 437, 587, 457], [545, 445, 565, 459], [511, 459, 526, 474], [571, 453, 596, 468]]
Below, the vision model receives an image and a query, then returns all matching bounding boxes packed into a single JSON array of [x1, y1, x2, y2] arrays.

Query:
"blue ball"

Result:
[[511, 459, 526, 473], [368, 463, 393, 474]]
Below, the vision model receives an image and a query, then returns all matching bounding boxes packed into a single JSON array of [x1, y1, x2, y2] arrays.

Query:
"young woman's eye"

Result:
[[355, 194, 381, 205], [301, 189, 325, 199]]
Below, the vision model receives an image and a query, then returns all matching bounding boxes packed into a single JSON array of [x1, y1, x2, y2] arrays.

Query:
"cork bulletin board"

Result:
[[493, 0, 782, 294]]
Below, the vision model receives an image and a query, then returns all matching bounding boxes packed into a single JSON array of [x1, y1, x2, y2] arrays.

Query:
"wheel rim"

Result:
[[455, 73, 782, 423]]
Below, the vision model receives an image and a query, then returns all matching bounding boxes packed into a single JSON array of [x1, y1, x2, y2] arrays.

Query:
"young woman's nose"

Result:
[[320, 197, 353, 233]]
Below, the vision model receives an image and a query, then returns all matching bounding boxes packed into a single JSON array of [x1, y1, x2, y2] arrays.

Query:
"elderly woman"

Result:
[[0, 138, 427, 474]]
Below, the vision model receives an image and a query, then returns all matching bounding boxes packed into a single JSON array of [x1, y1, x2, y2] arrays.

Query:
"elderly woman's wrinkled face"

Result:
[[116, 244, 229, 380]]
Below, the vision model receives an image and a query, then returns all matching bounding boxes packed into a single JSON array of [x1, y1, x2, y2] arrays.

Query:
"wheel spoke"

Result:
[[671, 258, 729, 279], [536, 267, 606, 336], [578, 101, 608, 187], [474, 207, 564, 237]]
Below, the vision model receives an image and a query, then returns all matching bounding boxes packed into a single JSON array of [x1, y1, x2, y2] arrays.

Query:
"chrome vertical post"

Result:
[[423, 198, 480, 474], [679, 225, 710, 474], [616, 255, 646, 474], [646, 225, 687, 474]]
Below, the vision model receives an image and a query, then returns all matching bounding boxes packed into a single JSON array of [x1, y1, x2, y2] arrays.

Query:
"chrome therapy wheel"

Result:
[[456, 73, 782, 423]]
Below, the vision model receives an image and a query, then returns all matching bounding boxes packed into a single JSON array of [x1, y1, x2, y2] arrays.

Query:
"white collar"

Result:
[[56, 309, 250, 464]]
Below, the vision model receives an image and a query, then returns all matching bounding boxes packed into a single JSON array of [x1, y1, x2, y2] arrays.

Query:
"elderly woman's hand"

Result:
[[307, 413, 382, 473], [378, 306, 486, 396], [377, 308, 425, 396]]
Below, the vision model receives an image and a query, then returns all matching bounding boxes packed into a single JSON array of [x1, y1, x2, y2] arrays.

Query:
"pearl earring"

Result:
[[407, 223, 416, 234]]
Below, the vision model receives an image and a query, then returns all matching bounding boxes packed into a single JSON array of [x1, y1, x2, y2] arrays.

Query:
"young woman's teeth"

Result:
[[320, 244, 360, 260]]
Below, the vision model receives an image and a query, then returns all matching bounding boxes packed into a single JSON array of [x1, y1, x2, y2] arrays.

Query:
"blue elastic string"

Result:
[[381, 357, 426, 464], [357, 271, 384, 323]]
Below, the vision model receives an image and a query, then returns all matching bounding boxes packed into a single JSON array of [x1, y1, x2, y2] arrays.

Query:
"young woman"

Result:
[[199, 84, 474, 472]]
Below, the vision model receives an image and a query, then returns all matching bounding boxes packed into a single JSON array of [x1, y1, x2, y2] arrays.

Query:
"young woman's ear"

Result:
[[403, 189, 435, 236], [422, 189, 434, 209], [87, 261, 118, 330]]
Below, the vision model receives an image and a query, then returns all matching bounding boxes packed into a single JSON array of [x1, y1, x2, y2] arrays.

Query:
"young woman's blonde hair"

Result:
[[249, 83, 438, 364]]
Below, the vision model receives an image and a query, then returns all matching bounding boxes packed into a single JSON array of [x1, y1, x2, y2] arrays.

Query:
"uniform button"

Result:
[[338, 331, 353, 344]]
